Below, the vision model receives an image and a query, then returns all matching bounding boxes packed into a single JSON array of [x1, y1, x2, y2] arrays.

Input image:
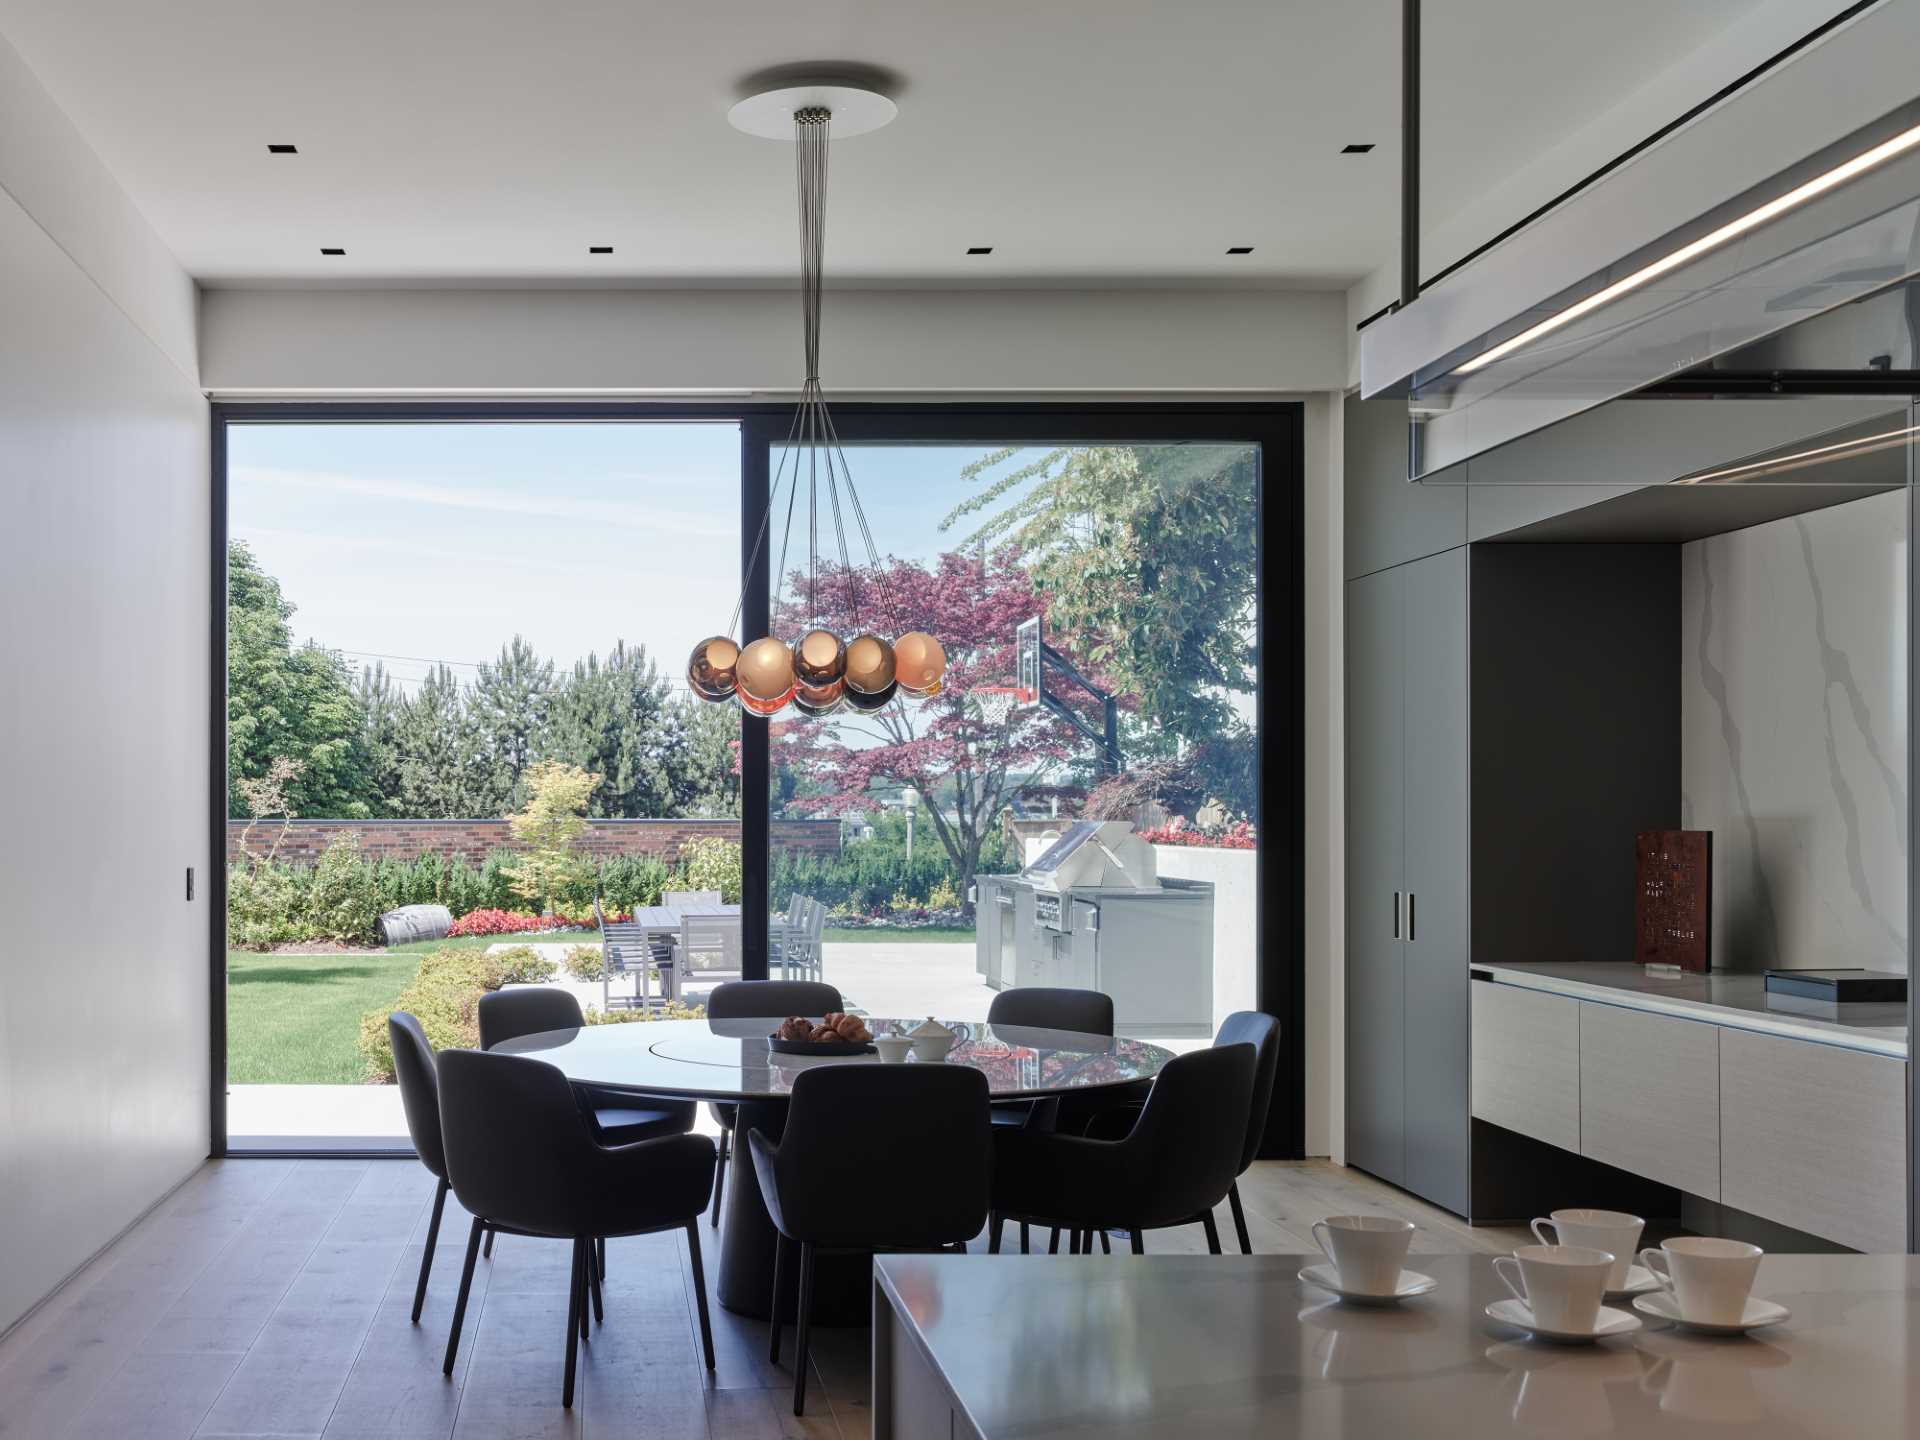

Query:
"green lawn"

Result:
[[227, 950, 423, 1084]]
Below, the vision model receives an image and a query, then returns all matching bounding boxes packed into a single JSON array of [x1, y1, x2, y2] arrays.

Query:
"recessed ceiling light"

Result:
[[589, 246, 613, 254], [967, 246, 993, 255], [1226, 246, 1254, 255], [319, 247, 345, 256], [267, 143, 298, 154], [1341, 143, 1375, 154], [1454, 116, 1920, 375]]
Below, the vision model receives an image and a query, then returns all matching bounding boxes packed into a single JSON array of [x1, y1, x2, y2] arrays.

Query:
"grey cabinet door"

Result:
[[1345, 393, 1465, 580], [1400, 549, 1469, 1212], [1344, 565, 1406, 1185]]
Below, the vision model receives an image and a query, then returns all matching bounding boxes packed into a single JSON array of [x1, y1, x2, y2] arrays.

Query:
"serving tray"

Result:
[[767, 1035, 876, 1057]]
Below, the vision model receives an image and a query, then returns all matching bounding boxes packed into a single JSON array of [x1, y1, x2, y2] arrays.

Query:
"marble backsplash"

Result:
[[1681, 489, 1908, 974]]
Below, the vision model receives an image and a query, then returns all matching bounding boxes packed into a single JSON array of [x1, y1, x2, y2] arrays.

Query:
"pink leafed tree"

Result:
[[772, 548, 1116, 912]]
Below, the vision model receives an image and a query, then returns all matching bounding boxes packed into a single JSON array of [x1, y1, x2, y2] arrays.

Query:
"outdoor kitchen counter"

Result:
[[872, 1253, 1920, 1439], [1475, 961, 1907, 1059]]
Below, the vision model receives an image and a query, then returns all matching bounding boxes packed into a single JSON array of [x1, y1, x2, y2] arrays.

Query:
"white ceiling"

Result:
[[0, 0, 1770, 288]]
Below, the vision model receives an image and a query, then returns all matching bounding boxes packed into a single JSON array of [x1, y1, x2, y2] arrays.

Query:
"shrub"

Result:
[[357, 943, 554, 1081], [563, 944, 604, 981], [305, 832, 382, 943], [675, 835, 742, 903], [1137, 817, 1256, 850], [227, 859, 310, 948], [448, 907, 591, 938], [598, 853, 669, 912]]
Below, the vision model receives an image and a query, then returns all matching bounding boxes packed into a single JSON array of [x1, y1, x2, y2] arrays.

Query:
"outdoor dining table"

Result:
[[494, 1015, 1177, 1323], [620, 902, 738, 1004]]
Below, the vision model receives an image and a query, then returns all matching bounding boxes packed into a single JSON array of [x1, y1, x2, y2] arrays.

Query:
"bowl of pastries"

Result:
[[767, 1012, 875, 1056]]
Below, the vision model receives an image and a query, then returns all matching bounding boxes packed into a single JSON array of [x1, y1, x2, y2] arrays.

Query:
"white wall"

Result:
[[0, 34, 208, 1335], [199, 286, 1347, 397]]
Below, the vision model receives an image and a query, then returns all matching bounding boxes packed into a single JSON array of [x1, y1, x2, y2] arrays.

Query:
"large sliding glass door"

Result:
[[213, 404, 1300, 1158]]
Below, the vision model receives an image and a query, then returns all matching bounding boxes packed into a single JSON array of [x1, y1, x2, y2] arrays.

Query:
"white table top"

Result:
[[623, 902, 739, 929], [876, 1252, 1920, 1439], [491, 1016, 1174, 1102], [1478, 962, 1908, 1058]]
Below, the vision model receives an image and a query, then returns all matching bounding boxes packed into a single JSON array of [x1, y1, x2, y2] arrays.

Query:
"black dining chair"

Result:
[[984, 987, 1142, 1252], [475, 987, 696, 1269], [988, 1042, 1256, 1256], [702, 979, 843, 1229], [436, 1048, 718, 1407], [750, 1062, 991, 1416], [1081, 1010, 1281, 1254], [389, 1011, 491, 1323]]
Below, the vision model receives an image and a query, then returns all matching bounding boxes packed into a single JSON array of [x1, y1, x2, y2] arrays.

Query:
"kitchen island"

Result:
[[872, 1253, 1920, 1438]]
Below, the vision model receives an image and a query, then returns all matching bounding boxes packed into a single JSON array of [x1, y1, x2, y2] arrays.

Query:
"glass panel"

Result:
[[765, 441, 1260, 1044], [225, 421, 741, 1150]]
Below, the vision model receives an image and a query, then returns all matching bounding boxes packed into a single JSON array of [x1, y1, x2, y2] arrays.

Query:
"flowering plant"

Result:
[[1138, 817, 1257, 850]]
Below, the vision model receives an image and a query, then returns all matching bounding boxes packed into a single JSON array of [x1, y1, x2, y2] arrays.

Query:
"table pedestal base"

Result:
[[714, 1099, 873, 1326]]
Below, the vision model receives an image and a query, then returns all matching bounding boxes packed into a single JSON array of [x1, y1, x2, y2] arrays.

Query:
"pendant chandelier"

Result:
[[687, 90, 946, 720]]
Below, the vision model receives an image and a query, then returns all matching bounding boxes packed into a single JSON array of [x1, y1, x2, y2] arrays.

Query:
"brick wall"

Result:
[[227, 817, 841, 866]]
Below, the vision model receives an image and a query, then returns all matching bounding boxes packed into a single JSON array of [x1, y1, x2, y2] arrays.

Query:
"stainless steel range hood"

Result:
[[1361, 0, 1920, 478]]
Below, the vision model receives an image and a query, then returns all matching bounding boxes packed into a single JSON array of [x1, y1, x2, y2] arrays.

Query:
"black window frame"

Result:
[[210, 400, 1304, 1160]]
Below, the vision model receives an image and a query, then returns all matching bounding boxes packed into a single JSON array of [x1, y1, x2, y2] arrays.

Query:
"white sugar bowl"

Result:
[[907, 1016, 958, 1062]]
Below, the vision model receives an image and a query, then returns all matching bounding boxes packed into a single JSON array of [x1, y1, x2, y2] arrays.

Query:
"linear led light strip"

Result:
[[1454, 119, 1920, 376], [1673, 422, 1920, 484]]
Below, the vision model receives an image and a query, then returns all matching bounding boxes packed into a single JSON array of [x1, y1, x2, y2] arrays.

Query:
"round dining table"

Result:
[[495, 1015, 1176, 1323]]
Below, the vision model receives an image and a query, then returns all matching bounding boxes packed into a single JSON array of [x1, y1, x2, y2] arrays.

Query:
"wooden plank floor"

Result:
[[0, 1157, 1528, 1439]]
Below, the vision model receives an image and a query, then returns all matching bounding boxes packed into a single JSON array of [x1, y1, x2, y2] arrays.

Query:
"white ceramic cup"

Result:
[[871, 1035, 915, 1065], [1531, 1210, 1644, 1291], [1310, 1215, 1415, 1295], [1492, 1245, 1615, 1335], [1638, 1237, 1763, 1326]]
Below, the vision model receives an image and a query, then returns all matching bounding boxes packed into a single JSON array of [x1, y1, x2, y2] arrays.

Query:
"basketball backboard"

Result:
[[1014, 615, 1043, 708]]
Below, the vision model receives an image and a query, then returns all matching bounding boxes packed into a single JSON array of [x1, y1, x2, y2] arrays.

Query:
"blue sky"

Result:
[[230, 423, 1010, 693]]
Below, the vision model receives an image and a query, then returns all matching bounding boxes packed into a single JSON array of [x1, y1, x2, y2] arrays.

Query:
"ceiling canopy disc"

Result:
[[728, 82, 898, 140]]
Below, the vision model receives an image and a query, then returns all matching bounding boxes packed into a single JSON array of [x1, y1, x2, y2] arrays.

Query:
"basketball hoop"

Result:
[[968, 684, 1034, 727]]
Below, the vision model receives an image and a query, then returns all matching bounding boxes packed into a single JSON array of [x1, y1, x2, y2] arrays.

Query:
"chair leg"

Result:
[[685, 1220, 717, 1372], [1068, 1228, 1081, 1255], [482, 1225, 495, 1259], [579, 1243, 592, 1341], [987, 1213, 1004, 1255], [1228, 1181, 1253, 1255], [768, 1232, 789, 1363], [1099, 1229, 1111, 1255], [587, 1240, 604, 1326], [442, 1217, 484, 1376], [1131, 1229, 1145, 1255], [1048, 1227, 1060, 1255], [563, 1240, 583, 1408], [1019, 1221, 1030, 1254], [412, 1177, 449, 1324], [710, 1130, 728, 1228], [1202, 1211, 1223, 1255], [596, 1235, 607, 1281], [793, 1242, 816, 1416]]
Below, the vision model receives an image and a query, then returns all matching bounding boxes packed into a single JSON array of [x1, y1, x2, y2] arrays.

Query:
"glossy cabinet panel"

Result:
[[1344, 392, 1464, 579]]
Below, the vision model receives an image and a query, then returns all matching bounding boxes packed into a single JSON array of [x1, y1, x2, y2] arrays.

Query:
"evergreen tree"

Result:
[[677, 694, 742, 817], [547, 642, 684, 817], [227, 541, 379, 818], [392, 664, 490, 817], [468, 635, 554, 813], [357, 661, 403, 814]]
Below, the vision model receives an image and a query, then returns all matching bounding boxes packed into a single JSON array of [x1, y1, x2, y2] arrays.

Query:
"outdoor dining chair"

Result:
[[594, 897, 674, 1010], [662, 888, 722, 910], [678, 912, 744, 992]]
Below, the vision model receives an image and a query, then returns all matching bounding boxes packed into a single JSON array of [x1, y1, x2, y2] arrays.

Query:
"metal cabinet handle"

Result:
[[1407, 892, 1416, 942], [1393, 891, 1401, 940]]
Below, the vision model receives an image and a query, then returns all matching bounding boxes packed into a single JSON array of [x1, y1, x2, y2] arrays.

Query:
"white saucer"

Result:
[[1632, 1289, 1791, 1336], [1485, 1298, 1642, 1344], [1606, 1265, 1661, 1299], [1298, 1263, 1436, 1305]]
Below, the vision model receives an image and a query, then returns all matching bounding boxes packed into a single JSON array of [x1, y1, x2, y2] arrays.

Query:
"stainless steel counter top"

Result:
[[874, 1253, 1920, 1439], [1477, 962, 1908, 1058]]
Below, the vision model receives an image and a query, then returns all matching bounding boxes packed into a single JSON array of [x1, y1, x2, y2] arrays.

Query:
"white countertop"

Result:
[[1476, 962, 1908, 1059], [875, 1252, 1920, 1440]]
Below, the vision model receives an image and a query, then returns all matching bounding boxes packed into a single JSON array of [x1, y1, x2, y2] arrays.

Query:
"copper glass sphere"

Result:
[[893, 630, 947, 698], [686, 635, 741, 701], [793, 628, 847, 710], [842, 682, 896, 713], [844, 633, 896, 697], [793, 690, 845, 719], [736, 635, 796, 716]]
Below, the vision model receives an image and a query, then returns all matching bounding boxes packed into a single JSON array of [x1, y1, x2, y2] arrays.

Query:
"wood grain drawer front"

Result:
[[1471, 982, 1580, 1152], [1579, 1003, 1720, 1200], [1719, 1030, 1907, 1253]]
